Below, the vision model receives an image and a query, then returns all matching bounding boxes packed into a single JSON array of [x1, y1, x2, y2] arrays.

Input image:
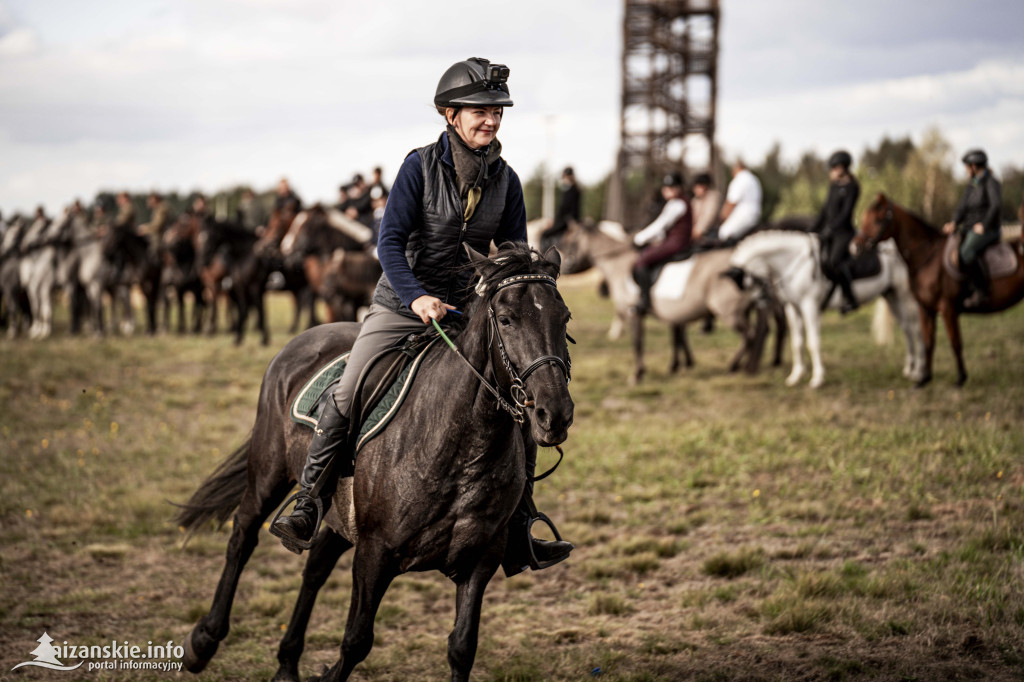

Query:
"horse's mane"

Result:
[[899, 205, 943, 234]]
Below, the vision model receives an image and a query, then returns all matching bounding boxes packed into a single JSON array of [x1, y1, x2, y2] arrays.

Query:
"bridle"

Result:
[[433, 272, 571, 424]]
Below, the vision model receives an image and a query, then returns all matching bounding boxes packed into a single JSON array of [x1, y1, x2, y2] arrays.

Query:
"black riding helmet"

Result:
[[828, 150, 853, 169], [434, 57, 514, 109], [961, 149, 987, 167], [662, 171, 684, 188]]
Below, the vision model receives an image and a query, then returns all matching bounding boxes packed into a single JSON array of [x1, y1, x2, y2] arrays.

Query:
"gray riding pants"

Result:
[[330, 305, 430, 417]]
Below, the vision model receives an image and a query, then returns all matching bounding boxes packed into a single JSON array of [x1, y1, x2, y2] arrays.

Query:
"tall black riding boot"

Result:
[[502, 441, 574, 578], [963, 260, 990, 308], [633, 264, 653, 315], [836, 262, 859, 315], [271, 396, 350, 552]]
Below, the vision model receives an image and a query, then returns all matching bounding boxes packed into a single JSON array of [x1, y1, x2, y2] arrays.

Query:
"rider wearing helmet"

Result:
[[943, 149, 1002, 308], [272, 58, 573, 576], [811, 150, 861, 314], [631, 171, 693, 315]]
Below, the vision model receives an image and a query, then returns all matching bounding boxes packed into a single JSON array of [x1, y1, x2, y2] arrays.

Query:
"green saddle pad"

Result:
[[289, 336, 441, 453]]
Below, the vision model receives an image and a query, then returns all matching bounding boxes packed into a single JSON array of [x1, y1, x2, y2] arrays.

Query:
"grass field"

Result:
[[2, 282, 1023, 681]]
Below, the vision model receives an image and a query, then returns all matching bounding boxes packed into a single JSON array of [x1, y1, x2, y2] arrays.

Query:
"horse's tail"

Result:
[[871, 299, 894, 346], [172, 434, 251, 540]]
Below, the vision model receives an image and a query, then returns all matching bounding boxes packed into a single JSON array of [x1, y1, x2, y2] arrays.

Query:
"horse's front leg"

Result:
[[771, 300, 787, 367], [939, 302, 967, 386], [448, 551, 502, 682], [799, 299, 825, 388], [916, 307, 937, 388], [273, 529, 353, 682], [319, 540, 397, 682], [630, 310, 645, 385], [783, 303, 806, 387]]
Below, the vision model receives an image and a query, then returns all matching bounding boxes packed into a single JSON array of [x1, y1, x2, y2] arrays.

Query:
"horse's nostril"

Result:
[[534, 407, 550, 427]]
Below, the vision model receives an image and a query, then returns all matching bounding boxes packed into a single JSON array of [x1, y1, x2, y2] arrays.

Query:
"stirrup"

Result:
[[527, 512, 570, 570], [268, 492, 324, 554]]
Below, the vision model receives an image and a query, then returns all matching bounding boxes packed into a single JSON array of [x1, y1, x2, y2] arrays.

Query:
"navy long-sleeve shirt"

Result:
[[376, 133, 528, 309]]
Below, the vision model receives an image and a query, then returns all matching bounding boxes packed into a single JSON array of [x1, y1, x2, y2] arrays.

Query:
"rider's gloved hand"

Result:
[[411, 295, 457, 324]]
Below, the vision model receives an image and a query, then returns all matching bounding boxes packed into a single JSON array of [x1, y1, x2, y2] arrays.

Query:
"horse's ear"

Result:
[[464, 243, 490, 269], [875, 192, 887, 205], [541, 245, 562, 276]]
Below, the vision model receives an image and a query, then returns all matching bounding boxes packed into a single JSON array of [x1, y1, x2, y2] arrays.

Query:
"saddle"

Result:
[[290, 329, 444, 454], [847, 250, 882, 280], [942, 235, 1020, 281]]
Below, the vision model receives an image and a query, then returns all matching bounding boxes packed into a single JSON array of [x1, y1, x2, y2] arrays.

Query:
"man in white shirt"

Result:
[[718, 160, 762, 242]]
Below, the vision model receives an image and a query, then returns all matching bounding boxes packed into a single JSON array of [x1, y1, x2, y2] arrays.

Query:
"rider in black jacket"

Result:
[[811, 150, 861, 314], [943, 149, 1002, 308]]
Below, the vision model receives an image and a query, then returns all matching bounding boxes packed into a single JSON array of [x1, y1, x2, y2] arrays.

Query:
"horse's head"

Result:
[[464, 243, 575, 447], [556, 218, 596, 275], [852, 193, 895, 255]]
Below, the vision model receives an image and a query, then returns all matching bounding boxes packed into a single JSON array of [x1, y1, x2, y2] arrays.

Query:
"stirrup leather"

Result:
[[269, 492, 325, 554]]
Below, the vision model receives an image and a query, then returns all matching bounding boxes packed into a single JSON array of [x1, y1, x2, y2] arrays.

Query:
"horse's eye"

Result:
[[498, 316, 512, 327]]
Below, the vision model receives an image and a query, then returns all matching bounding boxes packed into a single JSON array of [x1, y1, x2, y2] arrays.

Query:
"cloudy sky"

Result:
[[2, 0, 1023, 214]]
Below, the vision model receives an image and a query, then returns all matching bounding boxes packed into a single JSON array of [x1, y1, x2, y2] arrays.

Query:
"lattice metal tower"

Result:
[[607, 0, 720, 228]]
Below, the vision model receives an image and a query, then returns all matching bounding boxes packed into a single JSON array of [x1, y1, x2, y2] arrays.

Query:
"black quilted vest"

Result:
[[372, 134, 510, 315]]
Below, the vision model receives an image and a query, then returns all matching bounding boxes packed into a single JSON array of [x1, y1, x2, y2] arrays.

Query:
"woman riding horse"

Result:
[[943, 149, 1002, 309], [271, 57, 573, 575], [631, 172, 693, 315], [812, 150, 861, 314]]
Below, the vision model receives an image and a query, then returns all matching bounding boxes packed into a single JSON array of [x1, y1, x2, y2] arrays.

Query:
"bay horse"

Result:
[[160, 214, 207, 334], [557, 219, 771, 383], [853, 193, 1024, 386], [289, 205, 372, 322], [196, 218, 269, 345], [727, 229, 925, 388], [174, 243, 573, 681], [319, 248, 382, 322]]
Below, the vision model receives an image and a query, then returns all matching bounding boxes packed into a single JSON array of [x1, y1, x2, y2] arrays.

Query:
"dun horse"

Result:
[[558, 219, 770, 383], [854, 193, 1024, 386], [175, 243, 573, 681]]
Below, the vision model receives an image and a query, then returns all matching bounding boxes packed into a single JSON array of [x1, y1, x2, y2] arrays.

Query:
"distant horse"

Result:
[[727, 229, 925, 388], [290, 205, 373, 323], [14, 213, 60, 339], [160, 215, 206, 335], [320, 249, 382, 322], [1, 215, 31, 337], [100, 222, 161, 335], [274, 202, 322, 332], [558, 219, 769, 383], [853, 193, 1024, 386], [63, 214, 106, 336], [175, 243, 573, 681], [196, 218, 268, 346]]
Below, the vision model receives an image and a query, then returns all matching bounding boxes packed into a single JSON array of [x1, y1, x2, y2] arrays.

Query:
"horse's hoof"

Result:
[[271, 666, 301, 682], [914, 375, 932, 389], [182, 626, 218, 674], [956, 374, 967, 387]]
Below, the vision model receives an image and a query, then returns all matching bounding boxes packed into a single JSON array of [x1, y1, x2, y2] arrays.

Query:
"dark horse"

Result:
[[197, 218, 270, 346], [175, 243, 574, 681], [290, 205, 372, 322], [854, 193, 1024, 386]]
